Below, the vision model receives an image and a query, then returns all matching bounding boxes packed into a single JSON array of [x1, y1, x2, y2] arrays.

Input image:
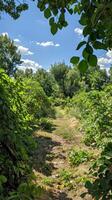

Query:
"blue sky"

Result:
[[0, 2, 111, 71]]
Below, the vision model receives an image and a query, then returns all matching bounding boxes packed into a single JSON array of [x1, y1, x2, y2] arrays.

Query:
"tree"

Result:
[[83, 66, 109, 91], [34, 68, 55, 96], [50, 63, 69, 97], [25, 68, 33, 77], [0, 34, 21, 75], [64, 67, 81, 97]]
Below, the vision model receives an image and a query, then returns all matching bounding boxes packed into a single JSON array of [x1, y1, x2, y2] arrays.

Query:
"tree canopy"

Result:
[[0, 34, 21, 75]]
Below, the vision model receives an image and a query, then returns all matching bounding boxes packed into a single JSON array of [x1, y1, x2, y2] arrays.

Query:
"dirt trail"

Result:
[[33, 109, 94, 200]]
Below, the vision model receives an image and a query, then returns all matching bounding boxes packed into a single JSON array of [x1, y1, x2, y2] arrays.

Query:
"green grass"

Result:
[[42, 177, 54, 186], [59, 169, 74, 189]]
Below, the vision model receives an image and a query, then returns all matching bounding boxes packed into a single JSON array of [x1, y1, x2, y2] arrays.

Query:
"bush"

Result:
[[23, 78, 55, 121], [0, 70, 36, 197], [85, 142, 112, 200], [70, 87, 112, 147]]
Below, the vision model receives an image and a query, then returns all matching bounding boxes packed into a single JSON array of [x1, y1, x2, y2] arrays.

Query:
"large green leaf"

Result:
[[78, 60, 88, 73], [51, 23, 58, 35], [76, 41, 87, 50], [88, 55, 97, 66], [70, 56, 79, 64], [44, 8, 51, 19], [93, 41, 107, 50]]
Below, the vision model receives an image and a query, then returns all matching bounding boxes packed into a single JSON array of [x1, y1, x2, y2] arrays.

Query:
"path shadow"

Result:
[[41, 124, 57, 133], [48, 190, 73, 200], [32, 135, 61, 176]]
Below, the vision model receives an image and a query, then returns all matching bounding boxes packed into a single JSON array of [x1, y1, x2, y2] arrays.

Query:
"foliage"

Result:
[[70, 85, 112, 147], [7, 182, 43, 200], [85, 143, 112, 200], [68, 83, 112, 198], [83, 65, 109, 91], [50, 62, 69, 97], [0, 35, 21, 75], [69, 149, 91, 166], [0, 0, 28, 19], [0, 69, 36, 198], [23, 78, 55, 122], [42, 177, 54, 186], [59, 169, 73, 189], [37, 0, 112, 71], [38, 118, 53, 131], [64, 66, 81, 97], [34, 68, 57, 97]]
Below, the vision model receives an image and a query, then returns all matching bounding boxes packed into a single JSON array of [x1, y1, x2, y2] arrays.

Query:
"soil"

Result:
[[33, 108, 98, 200]]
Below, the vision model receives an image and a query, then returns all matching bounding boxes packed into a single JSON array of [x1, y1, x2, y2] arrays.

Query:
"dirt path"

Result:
[[33, 109, 95, 200]]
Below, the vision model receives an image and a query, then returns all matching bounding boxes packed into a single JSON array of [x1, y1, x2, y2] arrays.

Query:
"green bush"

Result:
[[70, 87, 112, 147], [23, 78, 55, 121], [0, 70, 44, 199], [85, 142, 112, 200]]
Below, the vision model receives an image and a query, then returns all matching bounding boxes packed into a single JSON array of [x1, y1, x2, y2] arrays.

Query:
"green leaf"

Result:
[[57, 23, 63, 30], [51, 23, 58, 35], [0, 175, 7, 184], [78, 60, 88, 73], [85, 180, 92, 189], [83, 26, 91, 37], [93, 41, 106, 50], [79, 13, 88, 25], [74, 5, 79, 14], [86, 44, 93, 54], [88, 55, 97, 66], [52, 8, 58, 16], [82, 48, 89, 60], [44, 8, 51, 19], [70, 56, 79, 64], [76, 41, 87, 50], [38, 1, 45, 11], [67, 8, 73, 15], [49, 17, 54, 26], [63, 21, 68, 27]]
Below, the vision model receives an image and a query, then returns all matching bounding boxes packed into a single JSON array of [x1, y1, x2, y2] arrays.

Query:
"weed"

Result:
[[59, 169, 74, 189], [69, 149, 91, 166], [42, 177, 54, 186]]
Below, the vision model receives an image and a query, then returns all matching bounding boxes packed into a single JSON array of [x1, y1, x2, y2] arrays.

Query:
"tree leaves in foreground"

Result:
[[37, 0, 112, 70]]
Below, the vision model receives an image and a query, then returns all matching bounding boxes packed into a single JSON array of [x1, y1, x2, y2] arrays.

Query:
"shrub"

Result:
[[0, 70, 37, 198]]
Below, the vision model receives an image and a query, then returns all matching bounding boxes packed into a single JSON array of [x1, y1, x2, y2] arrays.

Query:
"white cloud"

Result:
[[55, 44, 60, 47], [98, 52, 112, 66], [18, 45, 34, 55], [74, 28, 83, 36], [14, 38, 21, 43], [98, 49, 112, 71], [18, 59, 42, 72], [36, 41, 60, 47], [106, 50, 112, 58], [1, 32, 9, 37], [98, 57, 110, 66]]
